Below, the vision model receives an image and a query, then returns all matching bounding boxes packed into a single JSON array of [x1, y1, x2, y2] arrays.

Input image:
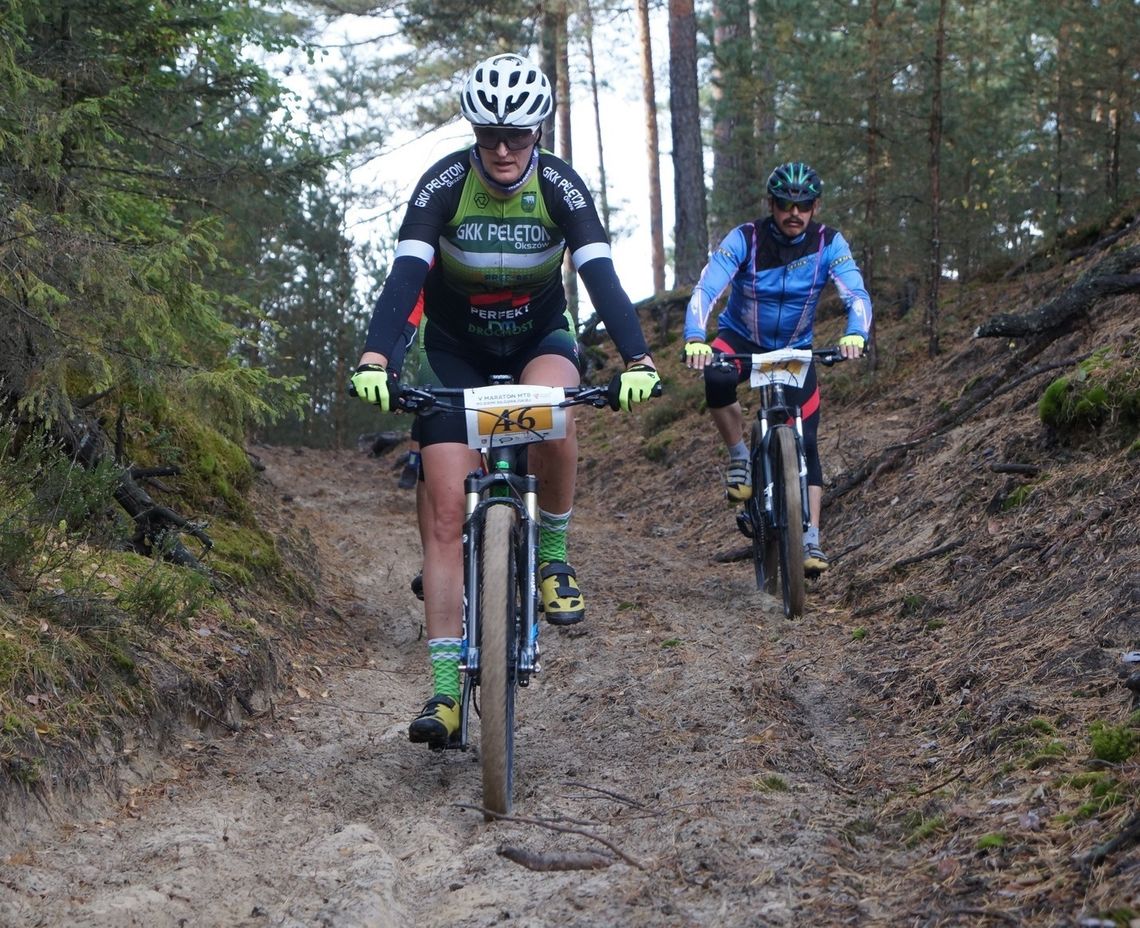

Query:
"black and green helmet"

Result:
[[766, 162, 823, 202]]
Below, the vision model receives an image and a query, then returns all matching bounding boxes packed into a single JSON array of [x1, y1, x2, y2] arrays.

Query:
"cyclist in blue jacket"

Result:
[[682, 162, 871, 574]]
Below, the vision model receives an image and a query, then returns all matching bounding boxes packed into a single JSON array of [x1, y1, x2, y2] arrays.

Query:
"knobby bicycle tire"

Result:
[[749, 423, 779, 595], [479, 504, 518, 818], [774, 428, 806, 617]]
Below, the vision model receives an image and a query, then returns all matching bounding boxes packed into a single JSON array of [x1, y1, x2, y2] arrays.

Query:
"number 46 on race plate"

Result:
[[463, 384, 568, 450]]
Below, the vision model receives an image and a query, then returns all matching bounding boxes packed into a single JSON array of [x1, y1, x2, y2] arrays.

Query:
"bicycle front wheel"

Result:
[[749, 423, 778, 595], [479, 504, 519, 819], [773, 428, 806, 617]]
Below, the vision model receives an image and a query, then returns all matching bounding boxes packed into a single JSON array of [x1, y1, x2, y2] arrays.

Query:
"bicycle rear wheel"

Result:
[[479, 504, 519, 819], [773, 428, 806, 617]]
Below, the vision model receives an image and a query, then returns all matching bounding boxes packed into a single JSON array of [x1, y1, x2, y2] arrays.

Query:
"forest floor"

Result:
[[1, 225, 1139, 927]]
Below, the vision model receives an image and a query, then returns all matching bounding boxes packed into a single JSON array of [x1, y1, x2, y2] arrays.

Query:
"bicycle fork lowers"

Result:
[[457, 445, 540, 752], [748, 382, 810, 546]]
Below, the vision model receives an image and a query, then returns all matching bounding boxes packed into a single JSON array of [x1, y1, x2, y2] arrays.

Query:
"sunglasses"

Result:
[[473, 127, 538, 152], [773, 197, 816, 213]]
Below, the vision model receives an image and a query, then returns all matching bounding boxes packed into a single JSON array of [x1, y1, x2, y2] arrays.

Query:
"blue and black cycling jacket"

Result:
[[683, 217, 872, 349]]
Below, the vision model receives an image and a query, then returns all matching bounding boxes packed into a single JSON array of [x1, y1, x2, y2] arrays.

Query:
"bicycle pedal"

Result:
[[736, 510, 755, 539]]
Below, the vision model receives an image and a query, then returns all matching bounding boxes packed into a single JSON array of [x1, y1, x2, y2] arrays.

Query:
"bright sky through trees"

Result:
[[276, 8, 676, 311]]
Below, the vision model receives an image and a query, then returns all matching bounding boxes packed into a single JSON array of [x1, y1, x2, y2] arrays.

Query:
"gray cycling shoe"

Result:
[[804, 543, 829, 575]]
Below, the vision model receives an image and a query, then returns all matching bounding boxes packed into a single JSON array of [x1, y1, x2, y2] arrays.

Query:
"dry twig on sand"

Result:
[[455, 803, 648, 870], [497, 845, 613, 871]]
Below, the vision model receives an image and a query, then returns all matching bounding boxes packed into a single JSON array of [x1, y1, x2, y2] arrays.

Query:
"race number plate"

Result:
[[749, 349, 813, 389], [463, 384, 568, 450]]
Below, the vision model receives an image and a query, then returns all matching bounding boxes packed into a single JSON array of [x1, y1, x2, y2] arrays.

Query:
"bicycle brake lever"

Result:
[[397, 387, 435, 413]]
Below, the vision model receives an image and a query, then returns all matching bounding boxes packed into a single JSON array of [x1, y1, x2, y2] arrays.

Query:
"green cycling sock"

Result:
[[428, 637, 462, 699], [538, 507, 572, 564]]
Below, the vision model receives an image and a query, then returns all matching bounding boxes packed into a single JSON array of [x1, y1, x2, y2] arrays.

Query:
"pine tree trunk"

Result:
[[863, 0, 883, 372], [582, 0, 611, 237], [925, 0, 947, 358], [539, 13, 559, 149], [668, 0, 707, 287], [710, 0, 756, 241], [553, 2, 578, 321], [636, 0, 666, 294], [1051, 22, 1069, 242]]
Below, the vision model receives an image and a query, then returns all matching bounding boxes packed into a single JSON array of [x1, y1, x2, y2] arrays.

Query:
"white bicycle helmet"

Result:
[[460, 53, 553, 128]]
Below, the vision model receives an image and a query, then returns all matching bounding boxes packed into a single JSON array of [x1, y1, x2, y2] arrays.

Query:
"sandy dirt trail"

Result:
[[0, 442, 877, 927]]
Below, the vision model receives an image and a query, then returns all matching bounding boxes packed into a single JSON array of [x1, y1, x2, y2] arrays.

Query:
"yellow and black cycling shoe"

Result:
[[725, 457, 752, 502], [804, 543, 829, 576], [539, 561, 585, 626], [408, 694, 460, 747]]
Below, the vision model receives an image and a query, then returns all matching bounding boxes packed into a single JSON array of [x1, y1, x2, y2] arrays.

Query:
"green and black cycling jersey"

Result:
[[363, 147, 648, 362]]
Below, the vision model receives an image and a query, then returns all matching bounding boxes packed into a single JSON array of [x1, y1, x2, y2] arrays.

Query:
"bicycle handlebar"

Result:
[[812, 347, 846, 366], [394, 382, 619, 415], [694, 346, 849, 367], [350, 375, 662, 418]]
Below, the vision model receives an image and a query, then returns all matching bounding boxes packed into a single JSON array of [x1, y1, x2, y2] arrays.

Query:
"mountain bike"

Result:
[[393, 375, 651, 818], [708, 347, 845, 619]]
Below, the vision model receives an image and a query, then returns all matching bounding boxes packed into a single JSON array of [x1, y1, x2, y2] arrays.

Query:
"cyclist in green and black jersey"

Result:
[[351, 54, 659, 747]]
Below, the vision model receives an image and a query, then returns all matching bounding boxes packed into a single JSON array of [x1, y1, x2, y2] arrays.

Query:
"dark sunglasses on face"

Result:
[[773, 197, 816, 213], [473, 126, 538, 151]]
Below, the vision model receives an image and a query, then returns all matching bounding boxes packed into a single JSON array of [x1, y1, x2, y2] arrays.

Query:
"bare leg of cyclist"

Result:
[[419, 441, 476, 641], [409, 440, 478, 744], [710, 401, 745, 447], [522, 354, 579, 512], [521, 353, 585, 624], [711, 402, 751, 501], [805, 483, 829, 574]]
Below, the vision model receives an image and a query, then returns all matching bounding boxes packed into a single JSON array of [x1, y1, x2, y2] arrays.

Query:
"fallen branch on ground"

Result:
[[497, 845, 613, 871], [562, 781, 649, 810], [827, 354, 1089, 504], [989, 463, 1040, 476], [1082, 810, 1140, 868], [976, 244, 1140, 339], [889, 538, 965, 571], [454, 803, 648, 870]]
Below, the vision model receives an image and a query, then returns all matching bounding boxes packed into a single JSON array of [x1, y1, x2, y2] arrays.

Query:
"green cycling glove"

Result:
[[350, 363, 395, 411], [838, 334, 865, 350], [608, 363, 662, 412], [684, 341, 713, 363]]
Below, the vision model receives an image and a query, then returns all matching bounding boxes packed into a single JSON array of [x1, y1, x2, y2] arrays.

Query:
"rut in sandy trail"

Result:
[[0, 442, 882, 927]]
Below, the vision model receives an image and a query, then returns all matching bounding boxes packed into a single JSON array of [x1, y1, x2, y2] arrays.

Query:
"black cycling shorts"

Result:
[[414, 319, 581, 448]]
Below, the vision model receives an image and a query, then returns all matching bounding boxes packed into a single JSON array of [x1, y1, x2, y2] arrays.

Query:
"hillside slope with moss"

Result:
[[0, 406, 321, 813]]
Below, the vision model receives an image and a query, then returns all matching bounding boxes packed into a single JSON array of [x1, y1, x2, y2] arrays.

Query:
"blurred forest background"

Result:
[[2, 0, 1135, 453]]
